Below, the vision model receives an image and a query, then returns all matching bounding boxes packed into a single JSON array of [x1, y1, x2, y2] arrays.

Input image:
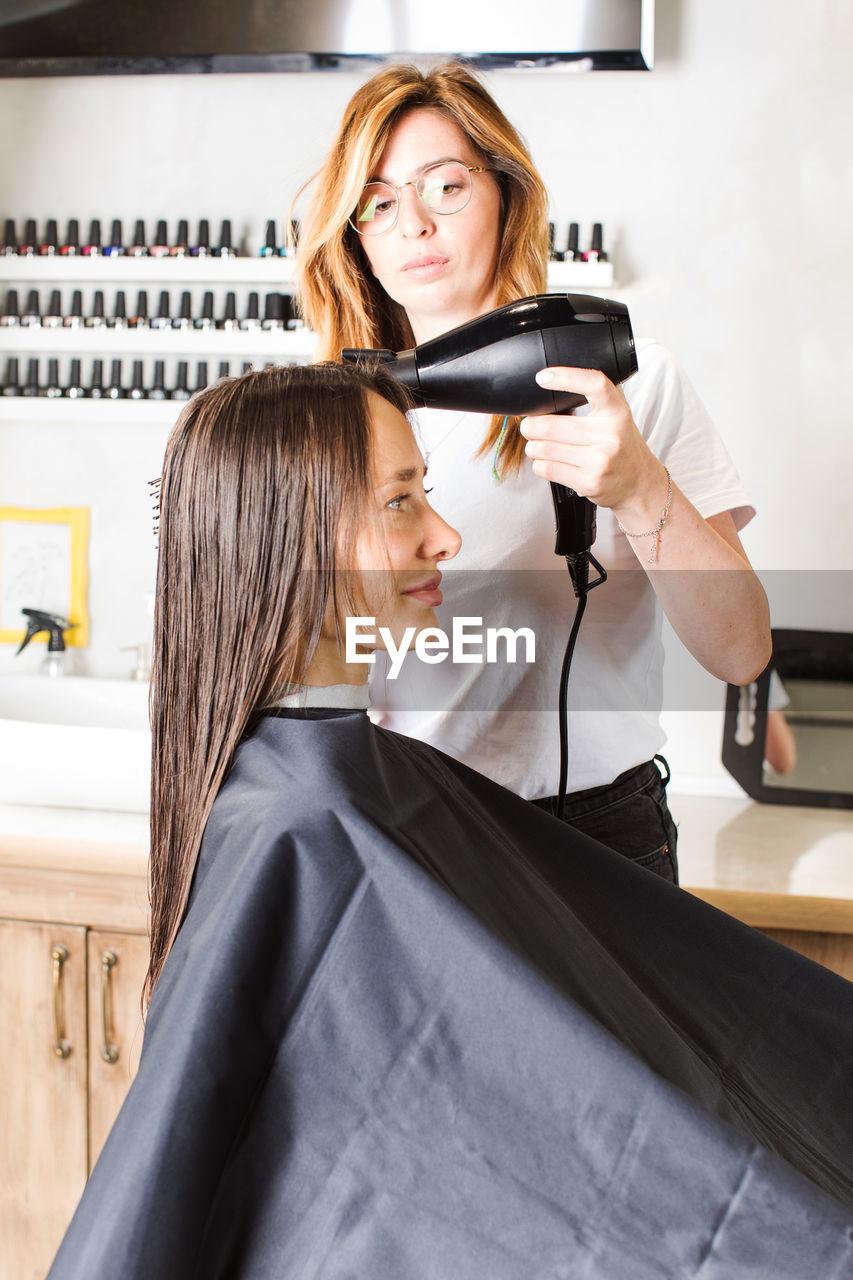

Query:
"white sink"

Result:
[[0, 675, 151, 813]]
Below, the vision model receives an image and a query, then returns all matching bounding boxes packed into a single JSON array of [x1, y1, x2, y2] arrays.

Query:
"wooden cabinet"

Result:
[[0, 831, 147, 1280]]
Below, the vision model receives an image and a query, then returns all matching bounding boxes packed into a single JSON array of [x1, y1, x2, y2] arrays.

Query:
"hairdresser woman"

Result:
[[297, 61, 771, 882]]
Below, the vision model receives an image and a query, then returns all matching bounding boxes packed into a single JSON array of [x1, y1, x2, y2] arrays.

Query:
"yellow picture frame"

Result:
[[0, 506, 90, 648]]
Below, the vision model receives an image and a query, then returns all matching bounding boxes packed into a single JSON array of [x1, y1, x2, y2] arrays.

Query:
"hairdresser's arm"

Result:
[[520, 367, 772, 687]]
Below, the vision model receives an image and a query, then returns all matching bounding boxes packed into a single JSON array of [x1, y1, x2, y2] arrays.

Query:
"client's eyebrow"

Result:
[[378, 465, 424, 486], [373, 155, 460, 184]]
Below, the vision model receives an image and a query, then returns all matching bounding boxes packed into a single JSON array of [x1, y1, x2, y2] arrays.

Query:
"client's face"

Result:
[[355, 392, 461, 647]]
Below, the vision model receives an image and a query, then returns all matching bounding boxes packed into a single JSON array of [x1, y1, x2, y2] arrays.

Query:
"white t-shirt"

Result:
[[369, 339, 754, 798]]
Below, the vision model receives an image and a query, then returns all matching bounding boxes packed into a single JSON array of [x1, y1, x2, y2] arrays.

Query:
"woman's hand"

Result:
[[520, 366, 772, 686], [519, 366, 662, 516]]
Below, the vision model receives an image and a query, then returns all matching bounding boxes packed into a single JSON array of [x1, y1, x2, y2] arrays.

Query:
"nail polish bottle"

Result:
[[172, 291, 192, 331], [150, 289, 171, 330], [129, 359, 147, 400], [2, 357, 22, 396], [39, 219, 58, 256], [1, 288, 20, 327], [170, 219, 189, 257], [194, 291, 215, 331], [87, 358, 105, 399], [104, 219, 124, 257], [82, 218, 102, 257], [214, 219, 235, 259], [191, 219, 210, 258], [149, 360, 168, 400], [240, 291, 260, 331], [106, 359, 125, 399], [45, 358, 63, 398], [87, 289, 106, 328], [583, 223, 607, 263], [43, 289, 63, 328], [110, 290, 128, 329], [241, 362, 253, 374], [218, 291, 238, 330], [286, 219, 300, 257], [18, 219, 36, 256], [60, 218, 80, 256], [64, 289, 84, 328], [193, 361, 209, 393], [129, 289, 149, 329], [65, 358, 85, 399], [1, 219, 16, 255], [128, 219, 148, 258], [23, 358, 40, 396], [262, 292, 284, 330], [149, 220, 170, 259], [21, 289, 40, 327], [171, 361, 191, 400], [566, 223, 579, 264], [282, 293, 295, 330], [217, 360, 230, 379], [261, 220, 278, 258]]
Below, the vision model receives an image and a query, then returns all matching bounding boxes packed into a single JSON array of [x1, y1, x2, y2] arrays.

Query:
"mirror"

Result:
[[722, 629, 853, 809]]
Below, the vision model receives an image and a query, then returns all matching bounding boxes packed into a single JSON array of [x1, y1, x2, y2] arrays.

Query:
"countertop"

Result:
[[2, 794, 853, 934]]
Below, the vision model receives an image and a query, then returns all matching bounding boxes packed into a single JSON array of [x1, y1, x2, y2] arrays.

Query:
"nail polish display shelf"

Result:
[[0, 327, 317, 359], [0, 256, 614, 291], [0, 396, 190, 424], [0, 256, 300, 287]]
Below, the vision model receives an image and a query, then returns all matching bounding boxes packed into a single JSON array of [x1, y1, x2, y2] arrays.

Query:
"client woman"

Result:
[[49, 365, 852, 1279]]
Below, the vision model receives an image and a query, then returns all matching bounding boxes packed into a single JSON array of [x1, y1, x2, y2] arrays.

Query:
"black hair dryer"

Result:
[[342, 293, 637, 590]]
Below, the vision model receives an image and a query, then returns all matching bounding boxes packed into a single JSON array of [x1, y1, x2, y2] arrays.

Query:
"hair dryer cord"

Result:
[[555, 551, 607, 820]]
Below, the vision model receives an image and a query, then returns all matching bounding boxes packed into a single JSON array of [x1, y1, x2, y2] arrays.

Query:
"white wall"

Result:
[[2, 0, 851, 781]]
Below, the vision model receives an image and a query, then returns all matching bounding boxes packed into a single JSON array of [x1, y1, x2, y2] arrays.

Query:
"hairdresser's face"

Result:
[[358, 108, 503, 343], [356, 392, 461, 645]]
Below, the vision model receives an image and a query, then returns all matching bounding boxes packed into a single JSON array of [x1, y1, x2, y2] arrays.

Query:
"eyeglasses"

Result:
[[349, 161, 493, 237]]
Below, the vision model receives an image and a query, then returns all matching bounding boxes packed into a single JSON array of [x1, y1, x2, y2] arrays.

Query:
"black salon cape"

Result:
[[49, 710, 853, 1279]]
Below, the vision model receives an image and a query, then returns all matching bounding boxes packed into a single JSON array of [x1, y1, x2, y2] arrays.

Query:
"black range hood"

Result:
[[0, 0, 654, 77]]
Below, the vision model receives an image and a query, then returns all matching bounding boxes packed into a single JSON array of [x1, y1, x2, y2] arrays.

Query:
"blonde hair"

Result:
[[296, 61, 549, 475]]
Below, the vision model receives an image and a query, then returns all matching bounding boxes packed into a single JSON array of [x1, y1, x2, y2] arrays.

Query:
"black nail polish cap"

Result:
[[1, 288, 19, 323], [192, 218, 210, 255], [263, 219, 277, 253], [149, 359, 168, 399], [177, 290, 192, 322], [66, 358, 84, 396], [41, 218, 58, 252], [87, 289, 105, 325], [23, 288, 40, 321], [262, 292, 283, 326], [20, 218, 36, 251], [105, 219, 124, 255], [155, 219, 168, 244], [246, 291, 259, 319], [154, 289, 170, 325], [194, 360, 209, 392], [174, 218, 188, 244], [567, 222, 579, 258], [217, 360, 230, 379], [63, 218, 79, 252], [172, 360, 191, 399], [106, 358, 124, 397], [45, 288, 62, 322], [112, 289, 127, 324], [202, 290, 214, 319], [23, 357, 40, 395], [45, 357, 62, 396], [216, 218, 233, 255], [132, 289, 149, 324], [1, 219, 16, 252], [220, 291, 237, 326], [2, 357, 21, 395], [88, 358, 105, 397], [68, 288, 83, 318], [129, 359, 146, 398], [84, 218, 102, 252]]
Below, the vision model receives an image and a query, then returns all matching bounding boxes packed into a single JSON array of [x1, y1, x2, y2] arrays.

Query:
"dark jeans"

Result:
[[532, 756, 679, 884]]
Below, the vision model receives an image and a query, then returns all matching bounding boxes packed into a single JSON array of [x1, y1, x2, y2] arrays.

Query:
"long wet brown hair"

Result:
[[146, 362, 414, 1005], [296, 60, 549, 476]]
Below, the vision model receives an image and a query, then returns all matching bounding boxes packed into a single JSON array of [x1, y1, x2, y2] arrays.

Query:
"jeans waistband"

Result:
[[535, 755, 670, 822]]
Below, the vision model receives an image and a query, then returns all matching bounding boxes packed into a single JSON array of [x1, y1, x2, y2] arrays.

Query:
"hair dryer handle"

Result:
[[550, 483, 596, 557]]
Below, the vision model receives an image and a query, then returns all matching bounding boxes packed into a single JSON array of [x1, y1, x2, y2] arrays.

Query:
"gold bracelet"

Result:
[[616, 466, 673, 565]]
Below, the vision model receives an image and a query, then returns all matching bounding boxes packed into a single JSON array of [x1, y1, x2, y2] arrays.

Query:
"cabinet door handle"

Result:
[[51, 944, 72, 1059], [100, 949, 120, 1065]]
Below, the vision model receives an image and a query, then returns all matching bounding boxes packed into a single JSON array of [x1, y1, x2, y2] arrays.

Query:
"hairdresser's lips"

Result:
[[402, 253, 449, 279], [401, 573, 443, 607]]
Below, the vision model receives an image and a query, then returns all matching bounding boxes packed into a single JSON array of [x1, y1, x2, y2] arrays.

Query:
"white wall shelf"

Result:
[[0, 326, 316, 359], [0, 396, 184, 424]]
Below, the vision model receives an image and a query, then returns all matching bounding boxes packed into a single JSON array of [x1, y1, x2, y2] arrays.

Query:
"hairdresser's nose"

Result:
[[422, 504, 462, 563], [398, 183, 434, 238]]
